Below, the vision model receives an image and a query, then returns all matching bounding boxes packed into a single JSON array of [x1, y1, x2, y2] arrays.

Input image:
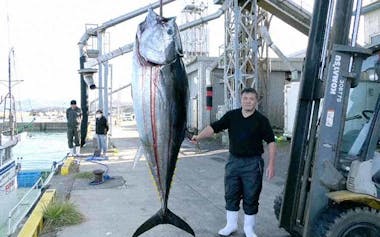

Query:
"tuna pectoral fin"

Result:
[[132, 209, 195, 236], [132, 145, 144, 168]]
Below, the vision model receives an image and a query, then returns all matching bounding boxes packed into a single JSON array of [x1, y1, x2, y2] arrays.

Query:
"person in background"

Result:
[[66, 100, 82, 156], [191, 88, 276, 237], [95, 109, 109, 156]]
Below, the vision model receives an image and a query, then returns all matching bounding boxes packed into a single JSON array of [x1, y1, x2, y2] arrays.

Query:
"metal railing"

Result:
[[7, 177, 43, 236], [7, 159, 62, 236]]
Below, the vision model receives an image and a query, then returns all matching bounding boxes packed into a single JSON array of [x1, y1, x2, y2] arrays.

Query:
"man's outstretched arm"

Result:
[[191, 125, 215, 143], [266, 142, 276, 180]]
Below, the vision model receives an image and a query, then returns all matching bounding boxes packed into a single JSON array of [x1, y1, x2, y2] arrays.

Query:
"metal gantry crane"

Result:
[[77, 0, 315, 142], [222, 0, 260, 109], [215, 0, 311, 111], [180, 0, 210, 61]]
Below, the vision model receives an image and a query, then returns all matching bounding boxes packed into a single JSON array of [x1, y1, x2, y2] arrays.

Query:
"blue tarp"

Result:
[[85, 156, 108, 161], [17, 171, 41, 187]]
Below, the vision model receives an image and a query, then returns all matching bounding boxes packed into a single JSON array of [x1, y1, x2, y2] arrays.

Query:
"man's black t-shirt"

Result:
[[210, 108, 275, 157]]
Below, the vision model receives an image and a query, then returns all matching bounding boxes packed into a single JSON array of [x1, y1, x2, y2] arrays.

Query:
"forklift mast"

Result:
[[279, 0, 380, 236]]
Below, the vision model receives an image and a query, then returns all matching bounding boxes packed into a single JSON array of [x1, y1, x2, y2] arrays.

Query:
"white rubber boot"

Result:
[[68, 148, 74, 156], [74, 146, 80, 156], [218, 211, 238, 236], [244, 214, 257, 237]]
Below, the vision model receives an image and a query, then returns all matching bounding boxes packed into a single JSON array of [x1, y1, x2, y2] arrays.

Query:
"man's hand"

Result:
[[188, 126, 215, 145], [190, 135, 198, 144], [266, 164, 275, 180]]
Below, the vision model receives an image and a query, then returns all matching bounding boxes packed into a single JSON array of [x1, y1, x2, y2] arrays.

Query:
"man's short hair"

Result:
[[241, 88, 258, 97], [96, 109, 103, 114], [70, 100, 77, 105]]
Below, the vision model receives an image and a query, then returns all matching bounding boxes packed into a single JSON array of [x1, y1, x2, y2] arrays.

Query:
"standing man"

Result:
[[66, 100, 82, 155], [95, 109, 109, 156], [191, 88, 276, 237]]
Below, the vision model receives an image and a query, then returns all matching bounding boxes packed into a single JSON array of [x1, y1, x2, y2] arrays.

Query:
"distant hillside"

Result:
[[17, 99, 67, 111], [29, 106, 66, 113], [16, 99, 133, 112]]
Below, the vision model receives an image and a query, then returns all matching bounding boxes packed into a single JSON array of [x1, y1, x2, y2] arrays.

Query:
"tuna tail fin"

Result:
[[132, 209, 195, 237]]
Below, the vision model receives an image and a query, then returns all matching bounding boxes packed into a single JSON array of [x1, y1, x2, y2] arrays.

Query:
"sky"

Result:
[[0, 0, 345, 109]]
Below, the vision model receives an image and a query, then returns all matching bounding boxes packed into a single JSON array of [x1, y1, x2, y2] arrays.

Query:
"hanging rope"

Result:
[[160, 0, 163, 17]]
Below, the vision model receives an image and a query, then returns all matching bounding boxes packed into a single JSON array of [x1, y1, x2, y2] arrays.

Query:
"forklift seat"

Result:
[[348, 118, 372, 156]]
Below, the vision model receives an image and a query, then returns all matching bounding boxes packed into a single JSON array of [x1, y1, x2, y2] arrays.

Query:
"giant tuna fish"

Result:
[[131, 8, 194, 237]]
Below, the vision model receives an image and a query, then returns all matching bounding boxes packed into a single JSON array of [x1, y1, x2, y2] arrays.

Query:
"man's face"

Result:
[[241, 92, 257, 112], [71, 104, 77, 109]]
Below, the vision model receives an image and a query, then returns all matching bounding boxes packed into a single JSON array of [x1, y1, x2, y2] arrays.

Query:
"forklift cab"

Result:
[[340, 52, 380, 162], [334, 52, 380, 200]]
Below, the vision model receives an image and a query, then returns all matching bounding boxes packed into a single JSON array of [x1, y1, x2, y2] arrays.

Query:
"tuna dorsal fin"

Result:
[[132, 209, 195, 237]]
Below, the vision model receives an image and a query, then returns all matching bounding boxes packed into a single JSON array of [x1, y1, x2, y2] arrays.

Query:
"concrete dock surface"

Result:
[[53, 121, 290, 237]]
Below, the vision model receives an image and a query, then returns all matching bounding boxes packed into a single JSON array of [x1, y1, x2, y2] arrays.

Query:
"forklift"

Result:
[[275, 0, 380, 236]]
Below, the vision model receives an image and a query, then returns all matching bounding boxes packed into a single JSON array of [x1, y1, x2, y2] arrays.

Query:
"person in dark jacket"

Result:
[[95, 109, 109, 156], [191, 88, 276, 237], [66, 100, 82, 155]]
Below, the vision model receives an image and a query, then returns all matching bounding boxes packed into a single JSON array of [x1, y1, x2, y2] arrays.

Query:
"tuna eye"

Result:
[[167, 28, 173, 35]]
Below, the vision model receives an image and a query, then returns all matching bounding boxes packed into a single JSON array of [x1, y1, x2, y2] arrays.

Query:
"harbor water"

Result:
[[13, 132, 67, 171]]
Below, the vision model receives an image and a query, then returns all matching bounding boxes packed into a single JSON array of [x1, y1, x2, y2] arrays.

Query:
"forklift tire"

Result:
[[273, 193, 282, 221], [315, 207, 380, 237]]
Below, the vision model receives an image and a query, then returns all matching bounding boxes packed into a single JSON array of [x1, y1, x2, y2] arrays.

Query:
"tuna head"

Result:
[[137, 8, 182, 65]]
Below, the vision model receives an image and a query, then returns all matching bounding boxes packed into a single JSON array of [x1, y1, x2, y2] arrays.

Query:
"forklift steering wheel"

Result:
[[362, 110, 374, 121]]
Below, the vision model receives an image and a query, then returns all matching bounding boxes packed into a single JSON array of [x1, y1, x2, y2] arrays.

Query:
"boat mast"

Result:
[[1, 48, 20, 144], [8, 48, 14, 140]]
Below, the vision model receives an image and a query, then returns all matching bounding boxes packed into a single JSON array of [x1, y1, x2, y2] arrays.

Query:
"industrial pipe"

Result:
[[78, 0, 175, 145], [78, 0, 176, 50], [88, 6, 227, 67]]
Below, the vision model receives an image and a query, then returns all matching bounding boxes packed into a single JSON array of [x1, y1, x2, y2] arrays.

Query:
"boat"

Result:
[[1, 48, 30, 144], [0, 48, 23, 236], [0, 139, 19, 235], [0, 48, 48, 236], [0, 140, 18, 194], [1, 131, 28, 144]]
